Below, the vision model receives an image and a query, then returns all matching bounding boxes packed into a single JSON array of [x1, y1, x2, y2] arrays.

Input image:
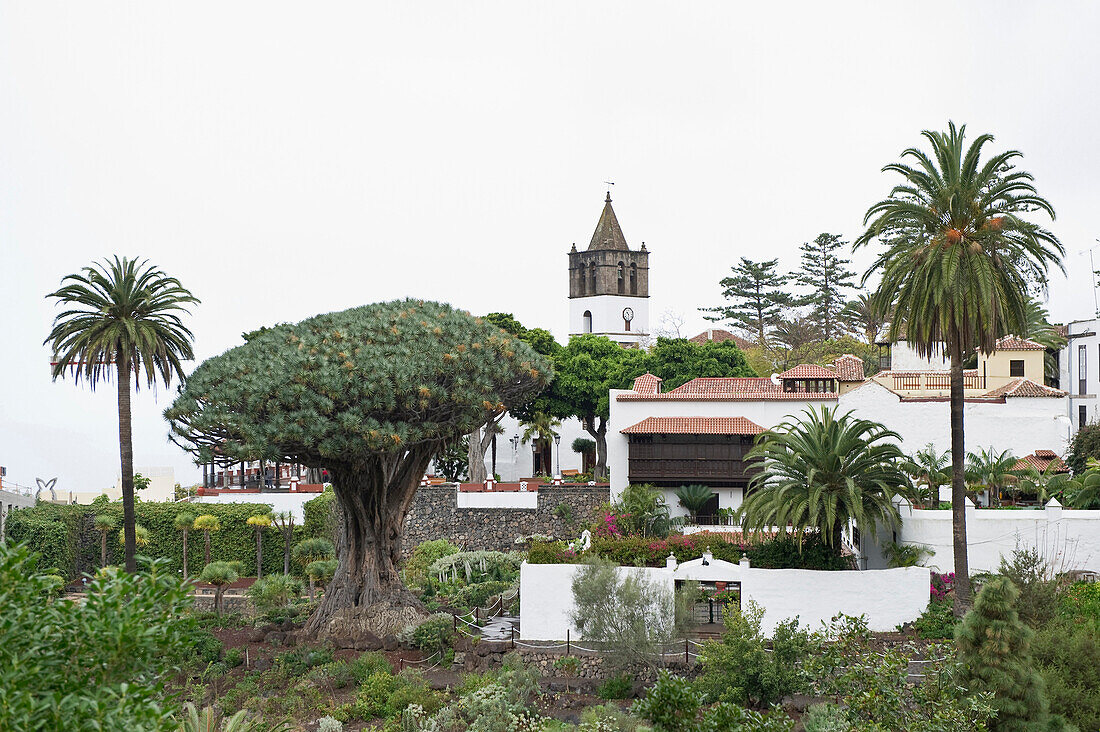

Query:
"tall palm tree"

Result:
[[965, 447, 1018, 505], [174, 511, 195, 578], [739, 407, 910, 550], [44, 257, 199, 572], [94, 514, 117, 568], [247, 512, 272, 577], [903, 443, 952, 506], [856, 122, 1063, 612]]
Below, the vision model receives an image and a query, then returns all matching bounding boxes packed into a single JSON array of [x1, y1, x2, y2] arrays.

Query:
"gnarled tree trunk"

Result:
[[585, 416, 609, 481], [303, 449, 435, 641], [466, 416, 502, 483]]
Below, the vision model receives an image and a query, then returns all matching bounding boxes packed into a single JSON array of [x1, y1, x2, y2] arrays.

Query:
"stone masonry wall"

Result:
[[401, 485, 607, 555]]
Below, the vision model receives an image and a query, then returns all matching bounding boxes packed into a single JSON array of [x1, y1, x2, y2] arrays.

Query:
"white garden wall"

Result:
[[519, 562, 674, 641], [740, 565, 930, 635], [190, 492, 314, 521], [457, 490, 539, 509], [884, 499, 1100, 574]]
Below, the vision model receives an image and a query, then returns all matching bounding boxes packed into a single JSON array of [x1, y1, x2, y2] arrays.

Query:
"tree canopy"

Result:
[[796, 233, 856, 340], [701, 257, 795, 344]]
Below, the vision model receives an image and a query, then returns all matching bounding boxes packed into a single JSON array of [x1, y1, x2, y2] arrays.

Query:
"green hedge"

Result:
[[301, 489, 336, 543], [6, 500, 329, 580]]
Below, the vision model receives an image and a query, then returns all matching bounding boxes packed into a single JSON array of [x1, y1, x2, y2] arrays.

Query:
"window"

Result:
[[617, 262, 625, 294], [630, 263, 637, 294], [1080, 345, 1088, 395], [1081, 405, 1088, 431], [1010, 359, 1024, 377], [583, 310, 592, 333]]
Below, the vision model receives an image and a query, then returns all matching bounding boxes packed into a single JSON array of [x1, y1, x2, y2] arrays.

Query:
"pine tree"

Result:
[[796, 233, 856, 340], [955, 577, 1076, 731], [701, 258, 795, 344]]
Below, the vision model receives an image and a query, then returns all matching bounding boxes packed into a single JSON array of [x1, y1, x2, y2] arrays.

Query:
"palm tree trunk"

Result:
[[101, 531, 107, 567], [949, 349, 972, 614], [182, 528, 189, 578], [214, 586, 224, 616], [283, 528, 291, 574], [117, 359, 137, 573]]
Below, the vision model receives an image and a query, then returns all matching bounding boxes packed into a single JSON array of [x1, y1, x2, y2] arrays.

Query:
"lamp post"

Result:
[[553, 433, 561, 478], [510, 434, 520, 480]]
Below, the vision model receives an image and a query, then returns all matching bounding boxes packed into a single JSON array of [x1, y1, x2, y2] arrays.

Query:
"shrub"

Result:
[[291, 537, 335, 571], [527, 540, 577, 564], [955, 577, 1070, 731], [404, 614, 455, 655], [597, 673, 634, 700], [350, 651, 393, 682], [911, 596, 956, 640], [447, 580, 514, 610], [1032, 618, 1100, 731], [579, 703, 646, 731], [700, 703, 794, 732], [1061, 581, 1100, 628], [402, 540, 462, 589], [3, 504, 84, 578], [1067, 421, 1100, 473], [631, 671, 700, 732], [276, 645, 334, 677], [223, 647, 244, 668], [697, 601, 813, 707], [999, 546, 1059, 627], [801, 703, 848, 732], [247, 574, 303, 612], [190, 629, 224, 665], [745, 533, 850, 571], [301, 488, 337, 542], [0, 543, 196, 731]]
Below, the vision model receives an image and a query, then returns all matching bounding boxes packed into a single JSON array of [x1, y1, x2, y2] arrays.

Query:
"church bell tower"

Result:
[[568, 192, 650, 347]]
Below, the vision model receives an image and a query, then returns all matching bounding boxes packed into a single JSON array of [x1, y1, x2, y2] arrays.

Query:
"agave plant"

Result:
[[176, 703, 292, 732]]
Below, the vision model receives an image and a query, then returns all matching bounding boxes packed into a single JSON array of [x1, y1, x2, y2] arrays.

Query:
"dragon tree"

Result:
[[166, 300, 550, 639]]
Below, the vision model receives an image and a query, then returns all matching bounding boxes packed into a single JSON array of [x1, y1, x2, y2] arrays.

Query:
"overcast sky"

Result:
[[2, 2, 1099, 492]]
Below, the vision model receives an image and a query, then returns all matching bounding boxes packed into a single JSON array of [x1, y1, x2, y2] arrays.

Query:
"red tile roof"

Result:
[[621, 416, 766, 435], [832, 355, 865, 382], [994, 336, 1046, 351], [983, 378, 1066, 398], [689, 329, 753, 350], [1012, 452, 1069, 473], [778, 364, 838, 380], [618, 375, 838, 401], [632, 373, 662, 395]]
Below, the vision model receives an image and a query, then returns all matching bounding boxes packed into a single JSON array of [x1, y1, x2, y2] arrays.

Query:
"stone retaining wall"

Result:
[[402, 485, 607, 554]]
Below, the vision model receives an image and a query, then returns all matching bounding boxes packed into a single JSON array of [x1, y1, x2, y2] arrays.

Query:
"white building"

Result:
[[1060, 318, 1099, 431], [608, 355, 1070, 520]]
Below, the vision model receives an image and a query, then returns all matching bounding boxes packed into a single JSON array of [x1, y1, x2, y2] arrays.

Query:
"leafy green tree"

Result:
[[1063, 466, 1100, 509], [904, 443, 952, 506], [739, 408, 909, 548], [520, 411, 561, 476], [544, 335, 647, 480], [857, 122, 1063, 612], [433, 435, 469, 482], [199, 561, 239, 616], [644, 337, 756, 390], [246, 512, 272, 577], [1066, 422, 1100, 474], [174, 511, 195, 578], [701, 257, 795, 344], [966, 447, 1019, 505], [44, 256, 199, 572], [1012, 462, 1074, 505], [0, 543, 195, 731], [796, 233, 856, 340], [956, 577, 1074, 731], [166, 300, 549, 638], [94, 513, 117, 568], [192, 515, 220, 567]]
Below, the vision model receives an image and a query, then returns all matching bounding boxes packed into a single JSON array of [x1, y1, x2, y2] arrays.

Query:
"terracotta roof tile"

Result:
[[832, 355, 865, 382], [983, 378, 1066, 398], [778, 364, 838, 379], [1012, 452, 1069, 473], [688, 329, 753, 350], [621, 416, 766, 435], [619, 376, 838, 401], [994, 336, 1046, 351], [632, 373, 662, 395]]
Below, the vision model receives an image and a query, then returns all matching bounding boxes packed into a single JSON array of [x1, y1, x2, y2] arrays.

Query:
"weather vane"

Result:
[[603, 179, 615, 188]]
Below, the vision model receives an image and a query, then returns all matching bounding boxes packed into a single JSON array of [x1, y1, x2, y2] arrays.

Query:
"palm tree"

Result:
[[675, 484, 715, 524], [903, 444, 952, 507], [1013, 461, 1073, 505], [1019, 297, 1068, 386], [193, 514, 220, 566], [44, 257, 199, 572], [117, 524, 151, 549], [739, 407, 910, 550], [94, 514, 117, 567], [965, 447, 1018, 505], [246, 513, 272, 577], [856, 122, 1064, 612], [520, 411, 561, 477], [174, 511, 195, 578]]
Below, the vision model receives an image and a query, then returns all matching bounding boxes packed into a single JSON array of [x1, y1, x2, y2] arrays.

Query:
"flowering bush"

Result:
[[594, 511, 625, 538], [930, 571, 955, 600]]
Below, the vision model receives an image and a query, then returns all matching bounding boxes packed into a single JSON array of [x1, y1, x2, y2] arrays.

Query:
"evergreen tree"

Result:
[[796, 233, 856, 340], [956, 577, 1075, 731], [701, 258, 795, 344]]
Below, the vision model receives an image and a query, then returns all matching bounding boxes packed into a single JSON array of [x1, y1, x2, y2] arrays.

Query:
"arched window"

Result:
[[617, 262, 625, 293], [630, 263, 637, 294], [589, 263, 596, 293], [583, 310, 593, 333]]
